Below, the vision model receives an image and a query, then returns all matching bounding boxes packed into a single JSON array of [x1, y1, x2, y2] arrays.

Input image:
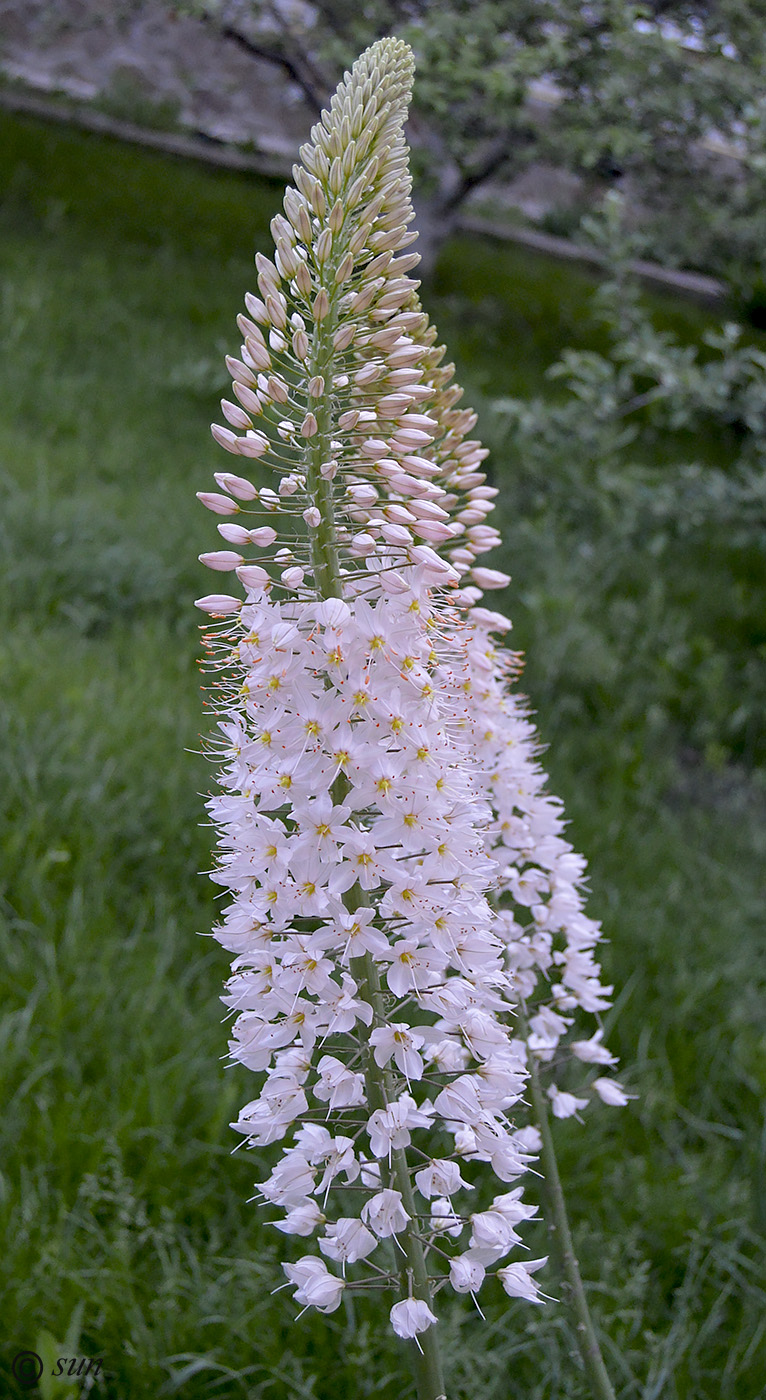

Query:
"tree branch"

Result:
[[441, 129, 531, 215], [197, 7, 328, 112]]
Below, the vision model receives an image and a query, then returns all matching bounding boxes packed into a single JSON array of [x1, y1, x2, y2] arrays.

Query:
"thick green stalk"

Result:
[[300, 267, 447, 1400], [519, 1006, 616, 1400]]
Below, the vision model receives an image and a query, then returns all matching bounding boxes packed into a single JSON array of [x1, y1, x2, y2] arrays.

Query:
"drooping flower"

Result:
[[390, 1297, 439, 1339]]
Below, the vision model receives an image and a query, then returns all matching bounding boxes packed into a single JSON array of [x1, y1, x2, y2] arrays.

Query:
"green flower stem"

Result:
[[519, 1005, 616, 1400], [305, 264, 341, 598], [300, 266, 448, 1400], [350, 940, 447, 1400]]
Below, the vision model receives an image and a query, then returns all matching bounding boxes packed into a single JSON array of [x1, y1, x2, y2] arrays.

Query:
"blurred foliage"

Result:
[[490, 193, 766, 767]]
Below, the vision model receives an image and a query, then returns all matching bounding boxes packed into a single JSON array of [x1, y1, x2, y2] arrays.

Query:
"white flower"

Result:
[[260, 1153, 315, 1207], [429, 1197, 464, 1238], [489, 1187, 538, 1228], [195, 31, 621, 1342], [319, 1217, 377, 1265], [415, 1159, 472, 1199], [497, 1258, 548, 1305], [273, 1201, 325, 1236], [367, 1093, 434, 1159], [313, 1055, 365, 1109], [468, 1209, 524, 1264], [361, 1189, 410, 1238], [370, 1024, 425, 1080], [449, 1255, 486, 1294], [571, 1030, 618, 1066], [390, 1298, 438, 1339], [547, 1085, 589, 1119], [283, 1257, 345, 1312], [592, 1077, 632, 1106]]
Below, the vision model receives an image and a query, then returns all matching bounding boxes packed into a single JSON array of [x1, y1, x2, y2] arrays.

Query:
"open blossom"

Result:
[[497, 1258, 549, 1304], [283, 1256, 345, 1312], [319, 1216, 377, 1265], [592, 1076, 633, 1106], [361, 1188, 411, 1239], [450, 1255, 486, 1294], [548, 1085, 590, 1119], [390, 1298, 439, 1339], [196, 32, 626, 1361], [415, 1159, 472, 1198]]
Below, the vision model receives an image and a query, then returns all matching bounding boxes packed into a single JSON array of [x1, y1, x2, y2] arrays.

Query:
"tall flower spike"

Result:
[[196, 38, 550, 1399]]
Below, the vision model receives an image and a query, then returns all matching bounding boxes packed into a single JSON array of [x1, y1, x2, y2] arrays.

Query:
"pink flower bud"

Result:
[[360, 438, 389, 459], [248, 526, 278, 547], [354, 362, 382, 386], [244, 337, 271, 371], [408, 500, 449, 521], [267, 376, 289, 405], [210, 424, 240, 454], [315, 598, 351, 629], [243, 291, 268, 322], [400, 413, 439, 431], [380, 522, 412, 546], [232, 382, 262, 414], [333, 323, 356, 350], [412, 520, 457, 543], [199, 551, 244, 571], [236, 565, 270, 591], [383, 504, 416, 524], [470, 568, 511, 590], [213, 471, 258, 501], [391, 427, 433, 449], [350, 532, 376, 556], [196, 491, 239, 516], [236, 433, 270, 459], [347, 484, 379, 506], [400, 454, 441, 478], [409, 545, 460, 582], [217, 523, 252, 544], [221, 399, 253, 430], [194, 594, 242, 614], [314, 228, 332, 263], [225, 356, 257, 388], [470, 568, 512, 590]]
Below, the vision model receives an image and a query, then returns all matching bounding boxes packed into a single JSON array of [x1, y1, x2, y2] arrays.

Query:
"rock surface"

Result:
[[0, 0, 315, 157]]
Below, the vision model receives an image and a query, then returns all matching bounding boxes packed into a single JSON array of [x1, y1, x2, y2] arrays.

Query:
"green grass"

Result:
[[1, 112, 765, 1398]]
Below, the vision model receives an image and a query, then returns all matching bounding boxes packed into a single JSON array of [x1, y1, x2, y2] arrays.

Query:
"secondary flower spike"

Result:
[[195, 36, 621, 1381]]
